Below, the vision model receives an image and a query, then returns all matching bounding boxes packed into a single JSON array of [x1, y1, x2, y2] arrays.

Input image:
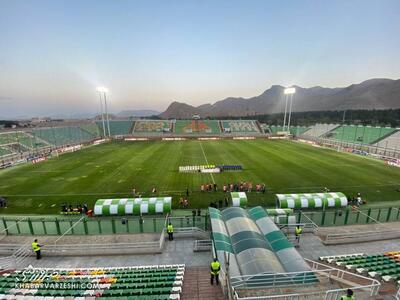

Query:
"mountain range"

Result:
[[159, 78, 400, 119]]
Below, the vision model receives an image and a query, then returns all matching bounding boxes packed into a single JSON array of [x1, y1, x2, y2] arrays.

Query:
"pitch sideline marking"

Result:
[[1, 183, 400, 197], [199, 141, 215, 184]]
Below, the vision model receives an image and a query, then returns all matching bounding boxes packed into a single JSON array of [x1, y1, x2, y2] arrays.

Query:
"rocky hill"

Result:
[[159, 78, 400, 119]]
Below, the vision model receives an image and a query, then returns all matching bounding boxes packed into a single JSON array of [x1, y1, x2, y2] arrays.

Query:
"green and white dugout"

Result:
[[230, 192, 247, 207], [276, 192, 348, 209], [265, 208, 293, 216], [94, 197, 172, 216]]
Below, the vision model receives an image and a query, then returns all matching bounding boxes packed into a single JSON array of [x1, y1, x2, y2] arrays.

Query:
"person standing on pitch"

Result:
[[31, 239, 42, 259], [167, 222, 174, 241], [210, 258, 221, 285]]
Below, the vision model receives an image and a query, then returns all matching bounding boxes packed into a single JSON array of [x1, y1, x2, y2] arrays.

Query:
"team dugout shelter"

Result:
[[276, 192, 348, 209], [94, 197, 172, 216]]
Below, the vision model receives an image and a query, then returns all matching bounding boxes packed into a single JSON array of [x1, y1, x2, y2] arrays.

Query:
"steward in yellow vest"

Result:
[[210, 258, 221, 285], [295, 226, 303, 242], [341, 289, 355, 300], [167, 223, 174, 241], [31, 239, 42, 259]]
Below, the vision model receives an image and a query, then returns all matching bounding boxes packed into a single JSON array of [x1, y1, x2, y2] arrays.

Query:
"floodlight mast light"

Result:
[[97, 89, 106, 138], [96, 86, 111, 137], [96, 86, 109, 93], [286, 87, 296, 133], [103, 91, 111, 137], [284, 87, 296, 95], [282, 87, 296, 133]]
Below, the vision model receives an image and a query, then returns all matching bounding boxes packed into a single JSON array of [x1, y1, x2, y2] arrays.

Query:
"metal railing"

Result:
[[309, 259, 380, 299], [173, 227, 210, 239], [0, 242, 31, 270], [0, 256, 16, 270], [42, 241, 164, 256], [230, 259, 380, 299], [300, 135, 400, 160], [323, 228, 400, 245], [278, 222, 318, 233], [0, 215, 210, 236], [0, 226, 207, 258], [193, 239, 212, 251]]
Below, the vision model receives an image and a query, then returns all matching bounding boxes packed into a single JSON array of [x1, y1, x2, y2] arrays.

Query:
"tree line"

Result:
[[216, 109, 400, 127]]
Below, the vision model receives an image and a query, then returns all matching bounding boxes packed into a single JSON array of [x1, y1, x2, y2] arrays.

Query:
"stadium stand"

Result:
[[221, 120, 261, 134], [133, 120, 172, 134], [301, 123, 340, 138], [0, 265, 184, 299], [324, 125, 396, 145], [259, 123, 270, 134], [96, 120, 134, 136], [0, 131, 48, 152], [320, 252, 400, 282], [269, 125, 310, 136], [0, 147, 13, 157], [174, 120, 221, 135], [33, 126, 97, 146], [374, 129, 400, 150], [80, 124, 101, 137]]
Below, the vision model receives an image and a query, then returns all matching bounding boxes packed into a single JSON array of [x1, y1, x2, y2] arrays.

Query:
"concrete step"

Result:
[[182, 266, 225, 300]]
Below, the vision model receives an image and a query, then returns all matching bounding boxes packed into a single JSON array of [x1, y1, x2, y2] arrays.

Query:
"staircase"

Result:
[[181, 267, 225, 300]]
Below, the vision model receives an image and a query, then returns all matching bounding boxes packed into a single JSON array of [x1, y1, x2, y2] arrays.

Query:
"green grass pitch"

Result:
[[0, 139, 399, 214]]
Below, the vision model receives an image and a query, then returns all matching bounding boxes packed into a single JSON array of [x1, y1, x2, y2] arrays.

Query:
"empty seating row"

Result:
[[221, 120, 260, 133], [319, 253, 365, 264], [268, 125, 310, 136], [324, 125, 396, 145], [0, 132, 48, 150], [0, 265, 184, 300], [96, 121, 134, 136], [134, 121, 172, 133], [320, 252, 400, 283], [0, 147, 13, 157], [33, 127, 96, 146], [174, 120, 221, 135], [301, 124, 339, 138]]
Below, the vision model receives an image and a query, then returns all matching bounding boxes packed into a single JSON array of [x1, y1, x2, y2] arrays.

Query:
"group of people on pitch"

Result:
[[222, 182, 266, 193]]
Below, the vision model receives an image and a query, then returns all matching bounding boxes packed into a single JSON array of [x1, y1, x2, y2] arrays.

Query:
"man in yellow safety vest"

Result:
[[341, 289, 355, 300], [210, 258, 221, 285], [295, 225, 303, 242], [167, 222, 174, 241], [31, 239, 41, 259]]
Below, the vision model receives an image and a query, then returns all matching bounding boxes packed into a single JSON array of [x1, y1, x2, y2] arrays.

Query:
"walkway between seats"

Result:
[[181, 267, 225, 300]]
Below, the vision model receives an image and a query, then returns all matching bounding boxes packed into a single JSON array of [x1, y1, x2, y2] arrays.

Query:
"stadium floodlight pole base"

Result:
[[104, 92, 111, 138], [282, 94, 288, 132], [98, 92, 106, 138]]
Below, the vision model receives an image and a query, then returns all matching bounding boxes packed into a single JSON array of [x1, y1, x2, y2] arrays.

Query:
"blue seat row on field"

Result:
[[217, 165, 242, 171]]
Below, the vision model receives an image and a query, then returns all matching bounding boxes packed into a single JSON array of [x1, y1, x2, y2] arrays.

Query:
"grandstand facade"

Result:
[[1, 120, 400, 163]]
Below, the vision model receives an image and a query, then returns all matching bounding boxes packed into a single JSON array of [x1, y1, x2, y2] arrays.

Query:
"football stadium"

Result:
[[0, 119, 400, 299], [2, 1, 400, 299]]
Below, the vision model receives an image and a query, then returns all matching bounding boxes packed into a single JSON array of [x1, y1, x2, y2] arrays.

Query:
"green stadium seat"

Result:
[[325, 125, 396, 145]]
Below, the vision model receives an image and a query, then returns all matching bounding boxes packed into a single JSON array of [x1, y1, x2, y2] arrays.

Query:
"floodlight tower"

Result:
[[97, 88, 106, 138], [97, 87, 111, 137], [282, 92, 289, 132], [284, 87, 296, 134]]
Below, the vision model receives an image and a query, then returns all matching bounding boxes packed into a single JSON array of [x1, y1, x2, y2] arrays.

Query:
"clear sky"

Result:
[[0, 0, 399, 118]]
